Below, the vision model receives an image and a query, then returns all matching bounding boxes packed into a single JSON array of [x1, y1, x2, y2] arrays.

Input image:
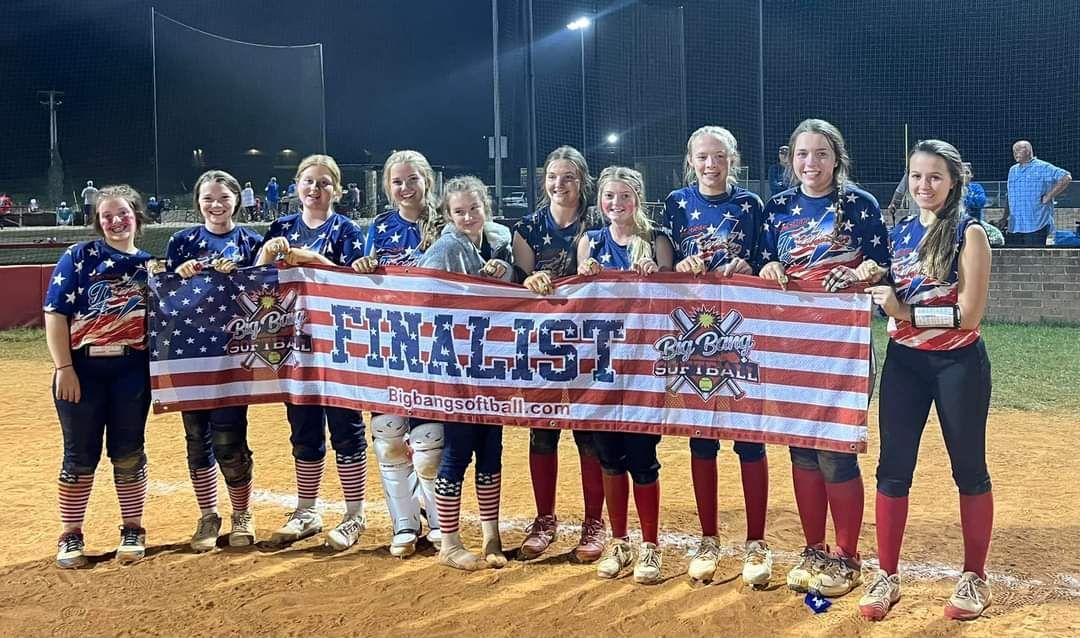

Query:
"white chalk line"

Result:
[[149, 480, 1080, 597]]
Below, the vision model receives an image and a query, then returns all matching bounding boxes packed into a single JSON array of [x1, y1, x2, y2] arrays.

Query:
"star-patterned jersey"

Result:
[[165, 225, 263, 271], [583, 226, 671, 271], [260, 212, 365, 267], [364, 209, 423, 266], [759, 186, 890, 281], [43, 239, 152, 350], [887, 215, 981, 350], [513, 206, 594, 277], [664, 185, 762, 271]]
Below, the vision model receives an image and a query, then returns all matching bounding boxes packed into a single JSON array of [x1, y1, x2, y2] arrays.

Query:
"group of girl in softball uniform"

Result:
[[43, 117, 994, 621]]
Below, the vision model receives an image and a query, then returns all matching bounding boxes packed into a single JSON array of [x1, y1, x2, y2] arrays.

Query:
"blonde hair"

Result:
[[440, 175, 492, 221], [382, 150, 441, 250], [683, 125, 741, 187], [92, 184, 150, 236], [597, 166, 653, 265], [192, 169, 242, 216], [294, 154, 343, 203]]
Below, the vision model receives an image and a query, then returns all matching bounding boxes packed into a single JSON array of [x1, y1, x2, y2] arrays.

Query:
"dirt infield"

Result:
[[0, 356, 1077, 638]]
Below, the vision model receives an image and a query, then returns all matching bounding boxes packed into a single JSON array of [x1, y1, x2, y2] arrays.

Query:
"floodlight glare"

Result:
[[567, 17, 591, 30], [606, 133, 619, 145]]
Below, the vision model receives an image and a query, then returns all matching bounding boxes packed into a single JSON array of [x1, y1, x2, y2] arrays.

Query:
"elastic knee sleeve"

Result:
[[111, 450, 147, 482], [409, 422, 444, 480]]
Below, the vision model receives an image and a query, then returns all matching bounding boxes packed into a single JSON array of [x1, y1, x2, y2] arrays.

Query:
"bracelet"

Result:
[[55, 363, 73, 370], [910, 304, 961, 329]]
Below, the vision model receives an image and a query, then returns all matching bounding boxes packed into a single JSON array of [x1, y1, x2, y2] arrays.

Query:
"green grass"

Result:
[[4, 322, 1076, 413], [871, 319, 1079, 412]]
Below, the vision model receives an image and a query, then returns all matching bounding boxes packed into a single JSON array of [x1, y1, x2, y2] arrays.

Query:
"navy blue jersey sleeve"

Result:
[[43, 244, 80, 314], [363, 220, 378, 258], [662, 190, 686, 259], [338, 219, 366, 265], [855, 193, 890, 268], [756, 196, 783, 269]]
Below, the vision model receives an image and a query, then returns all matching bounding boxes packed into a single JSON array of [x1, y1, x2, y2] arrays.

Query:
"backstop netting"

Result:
[[152, 10, 325, 197]]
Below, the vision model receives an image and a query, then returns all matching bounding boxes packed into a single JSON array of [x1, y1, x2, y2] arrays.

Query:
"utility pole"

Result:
[[38, 90, 65, 207]]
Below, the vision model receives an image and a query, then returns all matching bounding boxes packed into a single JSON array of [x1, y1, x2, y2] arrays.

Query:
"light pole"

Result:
[[567, 16, 590, 152]]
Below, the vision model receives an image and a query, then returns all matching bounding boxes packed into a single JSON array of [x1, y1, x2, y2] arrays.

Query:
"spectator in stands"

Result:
[[56, 201, 74, 226], [264, 177, 280, 217], [963, 162, 1003, 247], [29, 197, 42, 213], [286, 180, 299, 214], [347, 183, 361, 215], [768, 145, 789, 196], [0, 193, 13, 228], [146, 196, 162, 222], [1001, 140, 1071, 246], [81, 180, 99, 226], [241, 181, 256, 221]]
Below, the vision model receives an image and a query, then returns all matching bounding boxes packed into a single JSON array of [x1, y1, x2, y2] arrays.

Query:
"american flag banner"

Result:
[[149, 265, 872, 453]]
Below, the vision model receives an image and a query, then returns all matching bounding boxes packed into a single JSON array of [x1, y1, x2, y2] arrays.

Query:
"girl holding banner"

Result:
[[861, 140, 994, 621], [418, 175, 513, 570], [512, 146, 607, 562], [255, 154, 370, 552], [758, 119, 890, 598], [353, 150, 446, 558], [664, 126, 773, 587], [165, 170, 263, 552], [576, 166, 673, 584]]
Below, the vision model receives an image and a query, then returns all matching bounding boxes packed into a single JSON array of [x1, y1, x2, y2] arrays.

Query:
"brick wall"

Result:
[[987, 248, 1080, 324]]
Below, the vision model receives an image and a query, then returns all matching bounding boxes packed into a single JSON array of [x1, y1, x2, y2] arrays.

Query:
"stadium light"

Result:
[[566, 16, 591, 151], [566, 16, 590, 30], [244, 148, 262, 156], [606, 133, 619, 145]]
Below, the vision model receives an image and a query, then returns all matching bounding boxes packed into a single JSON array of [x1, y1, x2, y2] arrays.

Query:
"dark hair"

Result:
[[909, 139, 965, 281], [538, 145, 594, 214], [92, 185, 150, 236], [789, 118, 853, 240], [192, 170, 243, 217]]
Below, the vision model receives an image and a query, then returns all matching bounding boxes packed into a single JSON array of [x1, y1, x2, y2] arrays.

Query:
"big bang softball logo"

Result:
[[652, 307, 760, 400], [224, 288, 312, 371]]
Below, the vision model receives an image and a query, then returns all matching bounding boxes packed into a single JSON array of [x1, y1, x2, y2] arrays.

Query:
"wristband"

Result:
[[55, 363, 73, 370], [910, 304, 960, 329]]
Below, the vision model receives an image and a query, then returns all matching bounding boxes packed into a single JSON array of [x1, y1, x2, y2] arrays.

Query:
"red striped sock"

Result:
[[58, 472, 94, 530], [189, 464, 218, 513], [435, 478, 463, 535], [295, 458, 325, 502], [115, 466, 148, 522], [740, 458, 769, 541], [227, 479, 253, 513], [337, 458, 367, 509], [792, 466, 828, 547], [579, 452, 605, 520], [476, 472, 501, 523], [691, 456, 718, 536]]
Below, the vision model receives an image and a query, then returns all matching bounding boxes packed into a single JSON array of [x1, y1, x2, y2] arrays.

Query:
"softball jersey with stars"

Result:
[[260, 212, 365, 267], [759, 186, 890, 281], [165, 225, 263, 270], [364, 209, 423, 266], [663, 184, 762, 271], [43, 240, 152, 350]]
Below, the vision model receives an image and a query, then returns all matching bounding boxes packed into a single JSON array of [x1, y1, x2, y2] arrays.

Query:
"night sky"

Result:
[[2, 0, 1077, 200]]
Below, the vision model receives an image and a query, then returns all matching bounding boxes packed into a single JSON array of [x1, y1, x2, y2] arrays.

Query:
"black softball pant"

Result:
[[875, 339, 992, 498]]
